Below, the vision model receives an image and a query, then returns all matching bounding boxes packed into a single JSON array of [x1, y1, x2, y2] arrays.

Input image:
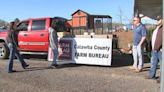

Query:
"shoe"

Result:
[[145, 76, 156, 79], [48, 66, 54, 69], [8, 70, 17, 73], [157, 79, 160, 83], [49, 64, 58, 68], [129, 66, 137, 70], [48, 65, 58, 69], [135, 69, 142, 73], [23, 64, 29, 69], [51, 64, 58, 67]]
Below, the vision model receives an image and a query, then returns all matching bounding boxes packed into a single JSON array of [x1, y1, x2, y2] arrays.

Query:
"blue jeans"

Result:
[[149, 50, 162, 78], [51, 48, 58, 65], [132, 45, 144, 69], [7, 43, 27, 72]]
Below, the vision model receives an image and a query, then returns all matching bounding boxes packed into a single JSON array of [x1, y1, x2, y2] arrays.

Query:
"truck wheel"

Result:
[[0, 43, 9, 59]]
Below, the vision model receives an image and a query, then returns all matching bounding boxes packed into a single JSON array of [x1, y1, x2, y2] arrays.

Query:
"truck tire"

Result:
[[0, 43, 9, 59]]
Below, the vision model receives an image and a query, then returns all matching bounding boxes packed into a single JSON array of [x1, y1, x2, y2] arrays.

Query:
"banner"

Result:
[[48, 38, 73, 64], [48, 38, 112, 66], [72, 38, 112, 66], [58, 38, 73, 60]]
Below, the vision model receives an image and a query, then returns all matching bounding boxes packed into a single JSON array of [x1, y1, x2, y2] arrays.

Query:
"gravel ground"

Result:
[[0, 55, 160, 92]]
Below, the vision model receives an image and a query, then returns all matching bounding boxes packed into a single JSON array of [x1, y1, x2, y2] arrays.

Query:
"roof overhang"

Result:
[[134, 0, 162, 19], [90, 15, 112, 18]]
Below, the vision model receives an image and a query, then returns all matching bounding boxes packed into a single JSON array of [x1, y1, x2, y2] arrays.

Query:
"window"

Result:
[[32, 20, 45, 30], [17, 21, 29, 31], [0, 28, 6, 32]]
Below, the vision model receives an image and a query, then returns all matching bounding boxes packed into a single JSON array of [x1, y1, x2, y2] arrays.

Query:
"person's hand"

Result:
[[17, 47, 20, 50], [138, 44, 142, 47], [58, 48, 63, 56]]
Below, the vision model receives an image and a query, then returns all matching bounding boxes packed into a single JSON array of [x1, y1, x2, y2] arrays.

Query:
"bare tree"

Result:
[[117, 7, 133, 24], [117, 7, 123, 25], [0, 19, 9, 29]]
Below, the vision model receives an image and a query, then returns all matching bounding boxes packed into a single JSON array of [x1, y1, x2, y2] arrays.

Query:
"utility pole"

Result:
[[118, 7, 123, 25]]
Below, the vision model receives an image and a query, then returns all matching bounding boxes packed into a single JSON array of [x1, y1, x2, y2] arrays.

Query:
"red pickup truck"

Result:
[[0, 17, 71, 59]]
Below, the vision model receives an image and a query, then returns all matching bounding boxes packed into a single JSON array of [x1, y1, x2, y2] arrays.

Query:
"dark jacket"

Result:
[[7, 27, 19, 47], [153, 25, 162, 51]]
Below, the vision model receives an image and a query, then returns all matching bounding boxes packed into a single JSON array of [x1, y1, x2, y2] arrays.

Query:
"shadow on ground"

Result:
[[12, 63, 84, 73], [23, 54, 47, 60], [22, 54, 150, 68], [111, 54, 150, 67]]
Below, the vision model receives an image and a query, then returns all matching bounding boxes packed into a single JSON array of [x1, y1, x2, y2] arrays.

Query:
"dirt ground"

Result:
[[0, 54, 160, 92]]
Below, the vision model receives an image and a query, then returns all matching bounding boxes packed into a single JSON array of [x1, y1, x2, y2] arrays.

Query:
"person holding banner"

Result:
[[129, 16, 147, 72], [49, 19, 59, 68]]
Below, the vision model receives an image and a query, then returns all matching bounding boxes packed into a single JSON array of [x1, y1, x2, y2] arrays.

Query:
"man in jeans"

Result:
[[49, 19, 59, 68], [146, 16, 162, 79], [129, 16, 147, 72], [7, 18, 29, 73]]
